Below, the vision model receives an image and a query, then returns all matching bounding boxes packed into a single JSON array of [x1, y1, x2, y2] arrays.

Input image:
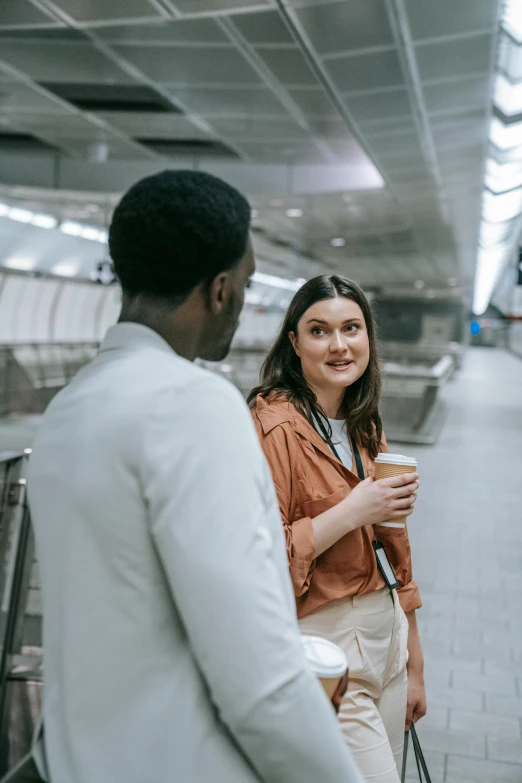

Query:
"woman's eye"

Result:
[[311, 327, 324, 336], [345, 324, 358, 333]]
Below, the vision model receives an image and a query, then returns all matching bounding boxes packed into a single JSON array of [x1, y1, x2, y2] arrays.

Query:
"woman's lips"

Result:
[[326, 360, 353, 371]]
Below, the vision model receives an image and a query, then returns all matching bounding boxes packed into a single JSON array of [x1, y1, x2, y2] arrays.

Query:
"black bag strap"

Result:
[[402, 726, 432, 783], [401, 729, 409, 783], [411, 724, 432, 783]]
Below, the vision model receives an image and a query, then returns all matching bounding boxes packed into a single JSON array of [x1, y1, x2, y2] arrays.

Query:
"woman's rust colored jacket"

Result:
[[251, 394, 421, 619]]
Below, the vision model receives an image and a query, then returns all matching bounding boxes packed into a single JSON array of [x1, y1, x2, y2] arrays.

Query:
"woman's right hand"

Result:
[[342, 473, 420, 529]]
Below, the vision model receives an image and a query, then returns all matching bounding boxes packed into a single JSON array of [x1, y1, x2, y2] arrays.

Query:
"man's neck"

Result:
[[119, 293, 201, 361]]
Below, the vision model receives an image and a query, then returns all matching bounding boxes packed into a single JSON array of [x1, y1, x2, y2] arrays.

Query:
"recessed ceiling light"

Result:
[[60, 220, 83, 236], [503, 0, 522, 43], [8, 207, 33, 223], [483, 187, 522, 222], [4, 256, 35, 271], [414, 280, 425, 289], [490, 116, 522, 151], [425, 290, 435, 299], [32, 213, 58, 229], [52, 261, 80, 277], [80, 226, 102, 241], [286, 208, 303, 218], [473, 244, 507, 315], [331, 237, 346, 247], [448, 277, 459, 287], [494, 74, 522, 117]]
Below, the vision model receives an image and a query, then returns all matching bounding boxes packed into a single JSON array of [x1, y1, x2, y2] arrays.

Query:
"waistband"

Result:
[[306, 587, 396, 615]]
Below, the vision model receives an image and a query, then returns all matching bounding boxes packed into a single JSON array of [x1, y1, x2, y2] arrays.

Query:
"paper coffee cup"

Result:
[[374, 453, 418, 528], [301, 635, 348, 699]]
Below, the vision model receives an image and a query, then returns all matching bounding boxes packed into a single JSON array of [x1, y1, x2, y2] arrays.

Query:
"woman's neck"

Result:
[[308, 382, 345, 420]]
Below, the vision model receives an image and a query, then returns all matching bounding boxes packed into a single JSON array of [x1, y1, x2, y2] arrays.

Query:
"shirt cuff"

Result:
[[397, 579, 422, 613], [287, 516, 316, 598]]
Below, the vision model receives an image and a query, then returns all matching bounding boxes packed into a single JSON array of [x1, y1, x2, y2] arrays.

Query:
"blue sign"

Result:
[[470, 321, 480, 336]]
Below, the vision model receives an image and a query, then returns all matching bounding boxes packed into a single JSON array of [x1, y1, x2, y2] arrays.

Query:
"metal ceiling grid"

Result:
[[0, 0, 502, 296]]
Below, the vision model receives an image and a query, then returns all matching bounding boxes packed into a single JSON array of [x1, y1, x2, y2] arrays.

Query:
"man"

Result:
[[27, 171, 364, 783]]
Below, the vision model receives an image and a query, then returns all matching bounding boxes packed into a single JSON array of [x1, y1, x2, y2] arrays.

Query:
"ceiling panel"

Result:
[[166, 86, 288, 115], [423, 75, 491, 116], [287, 87, 337, 116], [49, 0, 166, 25], [95, 112, 212, 139], [436, 143, 484, 165], [306, 116, 348, 137], [0, 27, 86, 40], [0, 42, 132, 83], [236, 139, 328, 161], [10, 112, 115, 137], [433, 122, 487, 150], [430, 108, 489, 129], [95, 19, 229, 43], [405, 0, 497, 40], [56, 137, 149, 159], [0, 0, 59, 29], [295, 0, 394, 55], [415, 34, 494, 82], [209, 116, 309, 139], [328, 138, 376, 162], [368, 131, 422, 157], [344, 89, 412, 123], [0, 83, 66, 112], [256, 46, 320, 86], [174, 0, 274, 12], [326, 50, 404, 92], [231, 9, 294, 44], [362, 116, 415, 135], [0, 0, 501, 295], [114, 44, 263, 84]]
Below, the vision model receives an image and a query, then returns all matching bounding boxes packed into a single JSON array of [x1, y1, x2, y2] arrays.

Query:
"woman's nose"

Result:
[[329, 331, 345, 351]]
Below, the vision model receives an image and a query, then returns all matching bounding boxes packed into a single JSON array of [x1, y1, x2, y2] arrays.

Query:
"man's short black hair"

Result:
[[109, 170, 251, 300]]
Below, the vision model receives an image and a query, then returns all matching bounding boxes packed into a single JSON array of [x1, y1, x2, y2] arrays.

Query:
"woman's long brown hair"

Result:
[[247, 274, 383, 459]]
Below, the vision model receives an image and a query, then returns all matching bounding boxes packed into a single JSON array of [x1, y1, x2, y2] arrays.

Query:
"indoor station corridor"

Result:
[[1, 0, 522, 781], [396, 347, 522, 782]]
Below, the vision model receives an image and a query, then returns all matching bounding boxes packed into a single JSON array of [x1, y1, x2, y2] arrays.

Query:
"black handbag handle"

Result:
[[402, 725, 432, 783]]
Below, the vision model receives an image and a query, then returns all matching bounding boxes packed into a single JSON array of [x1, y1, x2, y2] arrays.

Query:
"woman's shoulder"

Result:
[[250, 392, 305, 439]]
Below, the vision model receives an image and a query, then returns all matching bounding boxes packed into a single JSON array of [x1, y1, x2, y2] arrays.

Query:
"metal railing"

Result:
[[0, 453, 41, 775]]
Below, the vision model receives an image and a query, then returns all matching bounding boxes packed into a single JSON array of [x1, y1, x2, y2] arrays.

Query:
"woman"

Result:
[[249, 275, 426, 783]]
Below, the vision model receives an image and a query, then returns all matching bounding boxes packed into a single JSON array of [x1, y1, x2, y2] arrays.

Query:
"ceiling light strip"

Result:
[[473, 0, 519, 314]]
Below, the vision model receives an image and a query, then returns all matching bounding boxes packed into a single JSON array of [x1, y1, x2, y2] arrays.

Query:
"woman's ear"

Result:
[[288, 331, 300, 357]]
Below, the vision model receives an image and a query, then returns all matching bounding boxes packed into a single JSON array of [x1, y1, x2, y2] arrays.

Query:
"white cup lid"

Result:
[[301, 635, 347, 679], [374, 453, 418, 467]]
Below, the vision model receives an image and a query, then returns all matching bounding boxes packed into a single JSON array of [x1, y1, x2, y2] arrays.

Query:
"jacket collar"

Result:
[[254, 394, 362, 486]]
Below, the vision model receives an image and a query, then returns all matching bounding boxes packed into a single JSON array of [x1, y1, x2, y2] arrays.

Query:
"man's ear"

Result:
[[207, 272, 228, 315]]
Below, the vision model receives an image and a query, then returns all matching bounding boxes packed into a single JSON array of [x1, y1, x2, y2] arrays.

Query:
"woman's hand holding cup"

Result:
[[343, 472, 419, 530]]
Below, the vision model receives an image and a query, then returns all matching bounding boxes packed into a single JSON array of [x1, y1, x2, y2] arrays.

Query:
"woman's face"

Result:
[[289, 296, 370, 393]]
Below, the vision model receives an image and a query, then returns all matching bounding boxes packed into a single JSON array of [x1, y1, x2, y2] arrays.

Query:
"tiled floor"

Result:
[[391, 348, 522, 783]]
